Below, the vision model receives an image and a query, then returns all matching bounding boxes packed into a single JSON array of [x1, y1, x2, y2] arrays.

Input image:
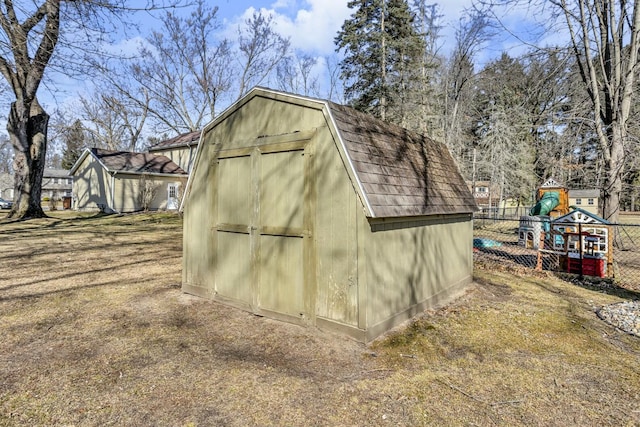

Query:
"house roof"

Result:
[[186, 87, 477, 218], [148, 130, 200, 151], [70, 148, 187, 176], [44, 168, 72, 178], [569, 189, 600, 198]]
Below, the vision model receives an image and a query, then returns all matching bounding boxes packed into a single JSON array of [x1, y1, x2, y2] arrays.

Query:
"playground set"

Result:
[[518, 178, 613, 278]]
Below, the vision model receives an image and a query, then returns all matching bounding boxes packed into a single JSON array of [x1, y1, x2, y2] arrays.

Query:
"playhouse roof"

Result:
[[70, 148, 188, 177], [552, 207, 610, 225], [541, 177, 565, 188], [187, 87, 477, 218]]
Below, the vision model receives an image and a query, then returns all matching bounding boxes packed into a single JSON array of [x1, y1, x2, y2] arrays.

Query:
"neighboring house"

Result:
[[69, 148, 188, 213], [569, 189, 600, 216], [148, 130, 200, 174], [181, 87, 478, 343], [42, 168, 73, 200], [467, 180, 501, 211], [0, 173, 13, 200]]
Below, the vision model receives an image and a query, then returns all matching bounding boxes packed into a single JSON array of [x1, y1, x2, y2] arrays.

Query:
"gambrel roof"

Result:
[[185, 87, 477, 218], [327, 101, 477, 217], [70, 148, 188, 177]]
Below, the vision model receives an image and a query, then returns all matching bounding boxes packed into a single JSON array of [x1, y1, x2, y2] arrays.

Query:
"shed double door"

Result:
[[215, 142, 311, 321]]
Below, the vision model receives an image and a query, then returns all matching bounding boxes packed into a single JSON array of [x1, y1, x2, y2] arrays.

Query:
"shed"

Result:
[[70, 148, 188, 213], [182, 88, 478, 342]]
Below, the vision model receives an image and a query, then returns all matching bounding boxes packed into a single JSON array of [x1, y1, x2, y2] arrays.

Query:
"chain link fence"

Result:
[[473, 215, 640, 291]]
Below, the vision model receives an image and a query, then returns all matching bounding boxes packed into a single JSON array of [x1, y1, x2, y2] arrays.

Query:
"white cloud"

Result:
[[230, 0, 351, 56], [283, 0, 352, 54], [102, 35, 147, 57], [270, 0, 296, 9], [227, 1, 484, 57]]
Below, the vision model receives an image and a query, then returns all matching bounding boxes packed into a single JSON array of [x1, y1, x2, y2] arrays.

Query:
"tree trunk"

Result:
[[7, 99, 49, 219], [601, 126, 624, 224], [380, 0, 387, 121]]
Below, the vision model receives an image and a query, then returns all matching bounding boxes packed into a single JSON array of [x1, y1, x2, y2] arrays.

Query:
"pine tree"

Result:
[[335, 0, 424, 123], [61, 120, 85, 170]]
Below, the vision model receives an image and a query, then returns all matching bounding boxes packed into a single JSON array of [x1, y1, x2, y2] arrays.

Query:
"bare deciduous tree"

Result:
[[276, 53, 320, 97], [323, 55, 344, 103], [79, 92, 148, 151], [481, 0, 640, 223], [0, 1, 180, 219], [99, 0, 233, 135], [0, 1, 60, 218], [555, 0, 640, 223], [84, 1, 292, 139], [236, 11, 290, 99], [0, 133, 12, 173], [443, 10, 493, 158], [137, 173, 160, 212]]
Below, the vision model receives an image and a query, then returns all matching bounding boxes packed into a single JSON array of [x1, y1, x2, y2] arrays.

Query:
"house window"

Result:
[[476, 187, 488, 193], [575, 198, 582, 205], [588, 198, 594, 205], [169, 185, 177, 198], [53, 178, 59, 184], [67, 178, 73, 185]]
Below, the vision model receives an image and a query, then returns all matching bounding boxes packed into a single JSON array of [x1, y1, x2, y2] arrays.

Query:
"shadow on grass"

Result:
[[556, 273, 640, 301], [0, 276, 133, 302], [0, 252, 180, 294]]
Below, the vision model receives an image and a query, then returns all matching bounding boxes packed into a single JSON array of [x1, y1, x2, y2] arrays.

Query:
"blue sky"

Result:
[[42, 1, 483, 118], [120, 0, 481, 56], [3, 0, 543, 139], [207, 0, 478, 55]]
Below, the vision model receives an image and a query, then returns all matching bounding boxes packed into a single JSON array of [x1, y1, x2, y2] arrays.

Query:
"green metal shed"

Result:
[[181, 87, 477, 342]]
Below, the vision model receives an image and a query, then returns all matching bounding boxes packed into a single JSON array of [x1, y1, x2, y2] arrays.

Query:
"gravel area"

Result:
[[596, 300, 640, 337]]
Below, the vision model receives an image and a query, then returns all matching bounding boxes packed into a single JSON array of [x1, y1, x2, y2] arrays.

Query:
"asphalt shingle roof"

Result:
[[148, 130, 200, 151], [327, 101, 478, 217], [91, 148, 187, 175]]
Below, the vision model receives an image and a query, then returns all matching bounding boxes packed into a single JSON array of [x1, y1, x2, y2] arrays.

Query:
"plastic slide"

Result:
[[529, 191, 560, 216]]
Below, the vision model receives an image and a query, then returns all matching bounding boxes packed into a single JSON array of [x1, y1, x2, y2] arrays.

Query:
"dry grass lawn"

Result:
[[1, 212, 639, 426]]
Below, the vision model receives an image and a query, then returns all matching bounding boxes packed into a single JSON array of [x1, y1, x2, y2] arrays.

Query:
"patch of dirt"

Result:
[[1, 212, 639, 426]]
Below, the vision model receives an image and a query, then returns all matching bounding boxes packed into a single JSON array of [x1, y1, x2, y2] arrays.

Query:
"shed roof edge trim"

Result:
[[179, 128, 205, 212]]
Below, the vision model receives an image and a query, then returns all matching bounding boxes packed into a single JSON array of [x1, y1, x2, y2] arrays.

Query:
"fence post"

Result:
[[578, 222, 583, 279]]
